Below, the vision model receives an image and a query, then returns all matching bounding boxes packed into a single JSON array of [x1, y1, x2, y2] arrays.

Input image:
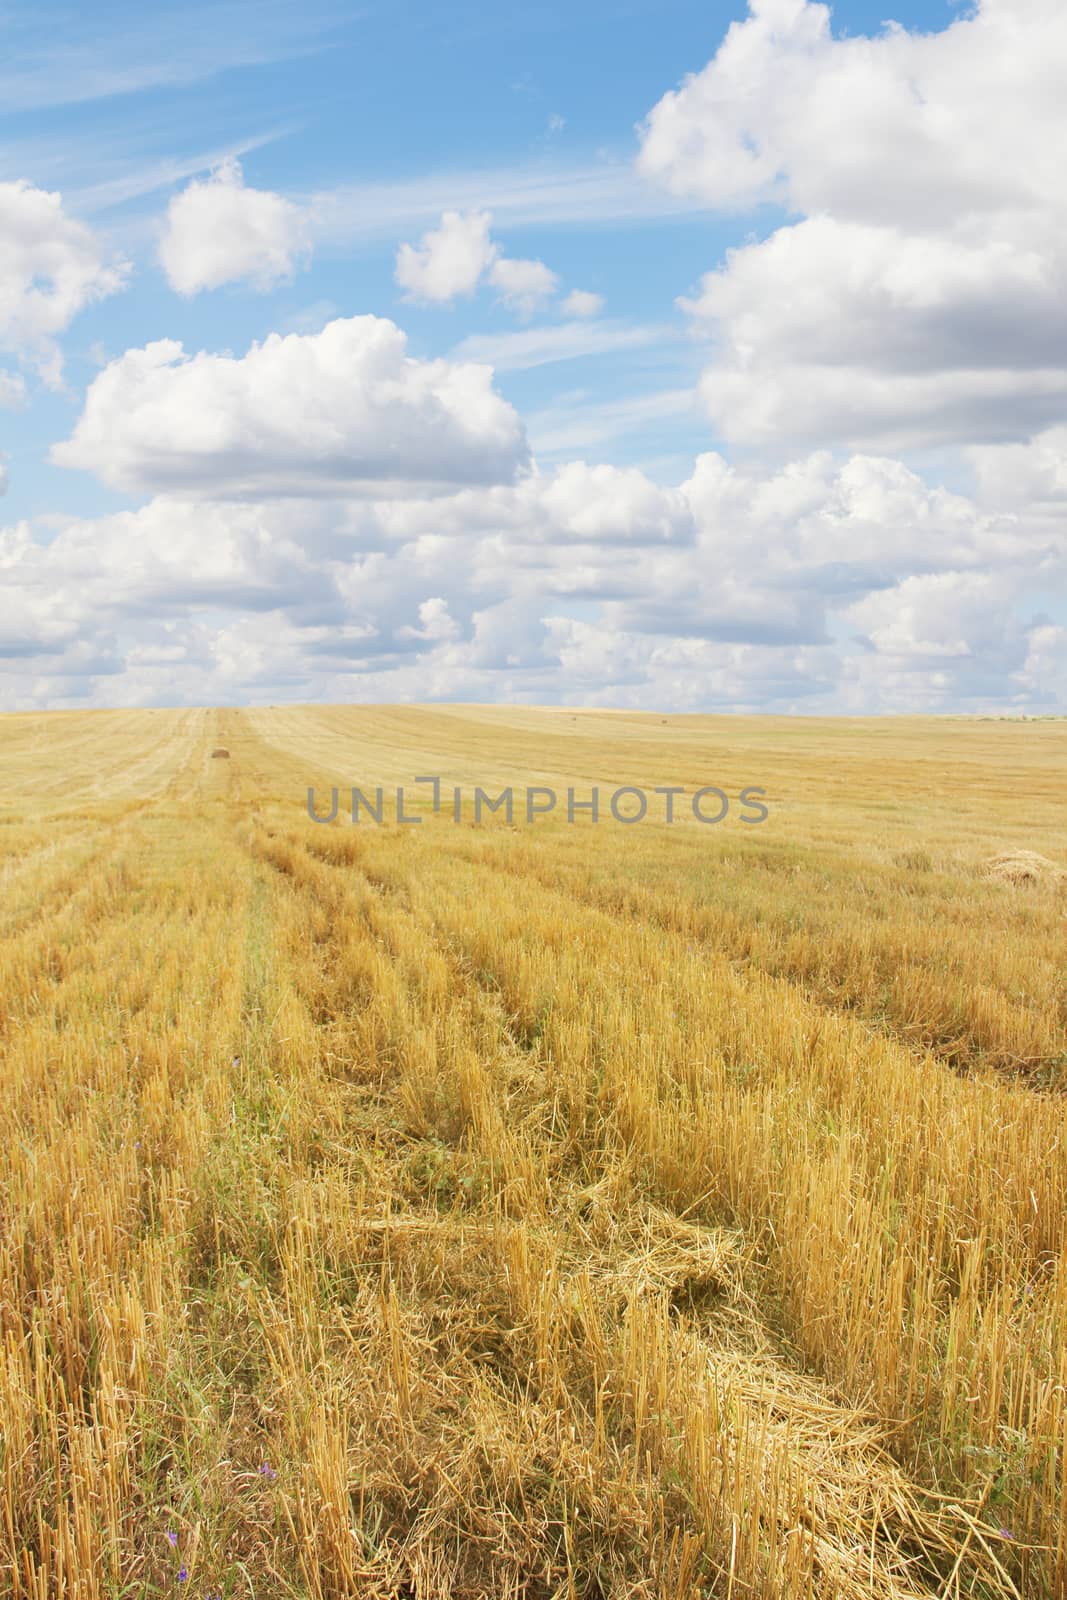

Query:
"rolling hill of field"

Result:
[[0, 705, 1065, 1598]]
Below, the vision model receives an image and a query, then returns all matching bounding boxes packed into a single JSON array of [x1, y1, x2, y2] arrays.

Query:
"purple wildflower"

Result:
[[998, 1528, 1015, 1540], [178, 1566, 188, 1582], [258, 1461, 277, 1480], [166, 1531, 178, 1548]]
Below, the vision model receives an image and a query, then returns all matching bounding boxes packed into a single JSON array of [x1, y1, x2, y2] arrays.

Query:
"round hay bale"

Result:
[[210, 748, 230, 759], [984, 849, 1066, 886]]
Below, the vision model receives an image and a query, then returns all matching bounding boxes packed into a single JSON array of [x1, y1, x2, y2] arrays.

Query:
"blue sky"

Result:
[[1, 0, 1065, 712]]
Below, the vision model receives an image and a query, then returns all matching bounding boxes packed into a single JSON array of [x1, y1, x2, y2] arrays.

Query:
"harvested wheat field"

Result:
[[0, 705, 1065, 1599]]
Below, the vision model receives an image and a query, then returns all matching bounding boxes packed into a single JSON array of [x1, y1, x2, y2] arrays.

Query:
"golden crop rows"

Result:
[[0, 705, 1064, 1598]]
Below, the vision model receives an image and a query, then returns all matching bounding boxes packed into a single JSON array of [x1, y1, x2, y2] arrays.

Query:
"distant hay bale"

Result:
[[210, 748, 230, 759], [984, 849, 1066, 886]]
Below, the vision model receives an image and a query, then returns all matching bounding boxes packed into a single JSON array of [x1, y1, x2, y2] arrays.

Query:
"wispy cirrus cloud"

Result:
[[67, 130, 296, 216], [525, 386, 700, 455], [451, 320, 679, 372], [308, 160, 710, 245], [0, 1, 347, 114]]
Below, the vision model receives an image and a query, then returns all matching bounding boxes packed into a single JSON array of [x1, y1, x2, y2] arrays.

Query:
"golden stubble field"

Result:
[[0, 704, 1065, 1599]]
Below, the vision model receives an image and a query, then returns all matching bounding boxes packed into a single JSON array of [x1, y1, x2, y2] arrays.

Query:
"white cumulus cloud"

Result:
[[968, 426, 1067, 510], [51, 316, 529, 498], [539, 462, 693, 545], [488, 256, 561, 317], [0, 179, 129, 385], [560, 289, 605, 318], [638, 0, 1067, 451], [397, 596, 462, 642], [159, 157, 310, 295], [4, 437, 1065, 710], [394, 209, 497, 304], [394, 208, 567, 317]]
